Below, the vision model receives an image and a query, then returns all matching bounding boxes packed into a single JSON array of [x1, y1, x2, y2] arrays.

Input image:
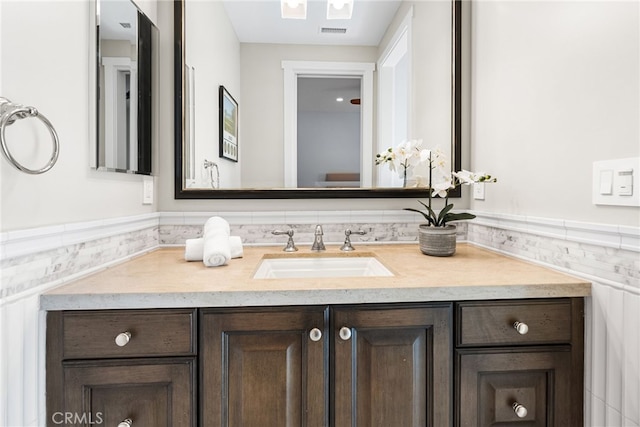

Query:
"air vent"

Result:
[[119, 22, 131, 29], [321, 27, 347, 34]]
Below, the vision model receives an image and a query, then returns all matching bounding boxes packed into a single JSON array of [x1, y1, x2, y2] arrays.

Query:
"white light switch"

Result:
[[599, 170, 613, 195], [617, 170, 633, 196], [473, 182, 485, 200], [142, 177, 154, 205]]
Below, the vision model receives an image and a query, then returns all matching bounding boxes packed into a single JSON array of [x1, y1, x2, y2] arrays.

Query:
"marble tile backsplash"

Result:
[[159, 222, 468, 247], [1, 227, 158, 301], [468, 223, 639, 293]]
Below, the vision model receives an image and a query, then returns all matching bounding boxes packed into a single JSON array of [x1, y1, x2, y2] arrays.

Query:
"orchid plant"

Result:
[[376, 140, 497, 227]]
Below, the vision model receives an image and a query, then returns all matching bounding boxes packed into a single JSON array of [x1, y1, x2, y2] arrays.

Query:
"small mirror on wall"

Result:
[[91, 0, 157, 175]]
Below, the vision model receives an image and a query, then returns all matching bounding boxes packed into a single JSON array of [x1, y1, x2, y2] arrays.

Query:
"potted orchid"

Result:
[[376, 140, 496, 256]]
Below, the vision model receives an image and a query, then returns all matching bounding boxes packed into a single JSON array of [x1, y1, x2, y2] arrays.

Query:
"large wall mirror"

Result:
[[92, 0, 158, 175], [174, 0, 462, 198]]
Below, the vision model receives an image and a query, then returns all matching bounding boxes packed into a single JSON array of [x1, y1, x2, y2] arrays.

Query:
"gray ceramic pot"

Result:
[[418, 224, 457, 256]]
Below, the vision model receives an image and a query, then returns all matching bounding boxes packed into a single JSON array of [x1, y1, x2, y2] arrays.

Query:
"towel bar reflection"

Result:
[[0, 96, 59, 174]]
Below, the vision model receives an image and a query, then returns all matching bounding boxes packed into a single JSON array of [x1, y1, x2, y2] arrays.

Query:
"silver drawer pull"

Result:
[[309, 328, 322, 342], [513, 321, 529, 335], [118, 418, 133, 427], [115, 331, 131, 347], [339, 326, 352, 341], [512, 402, 528, 418]]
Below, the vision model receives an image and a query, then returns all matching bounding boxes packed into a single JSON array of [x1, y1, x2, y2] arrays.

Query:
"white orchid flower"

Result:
[[452, 170, 476, 185], [431, 179, 452, 198]]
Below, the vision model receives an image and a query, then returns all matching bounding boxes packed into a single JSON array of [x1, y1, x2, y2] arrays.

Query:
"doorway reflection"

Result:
[[297, 77, 362, 188]]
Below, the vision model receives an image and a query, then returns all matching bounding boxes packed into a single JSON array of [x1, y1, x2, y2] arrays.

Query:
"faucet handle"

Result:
[[272, 229, 298, 252], [311, 224, 326, 251], [340, 229, 367, 251]]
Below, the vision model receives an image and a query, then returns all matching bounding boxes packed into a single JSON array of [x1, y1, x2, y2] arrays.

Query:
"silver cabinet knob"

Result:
[[115, 331, 131, 347], [513, 321, 529, 335], [339, 327, 352, 341], [309, 328, 322, 342], [513, 402, 528, 418], [118, 419, 133, 427]]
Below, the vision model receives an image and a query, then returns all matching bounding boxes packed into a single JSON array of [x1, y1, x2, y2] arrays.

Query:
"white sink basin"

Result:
[[253, 256, 394, 279]]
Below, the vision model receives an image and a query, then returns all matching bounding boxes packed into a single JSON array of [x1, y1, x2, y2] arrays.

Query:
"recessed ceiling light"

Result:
[[281, 0, 307, 19], [336, 97, 344, 102], [327, 0, 353, 19]]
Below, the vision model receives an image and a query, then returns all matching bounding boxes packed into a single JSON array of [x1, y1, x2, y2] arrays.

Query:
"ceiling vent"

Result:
[[320, 27, 347, 34], [119, 22, 131, 29]]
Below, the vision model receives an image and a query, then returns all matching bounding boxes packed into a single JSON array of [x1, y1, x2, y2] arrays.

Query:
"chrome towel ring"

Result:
[[0, 96, 59, 174]]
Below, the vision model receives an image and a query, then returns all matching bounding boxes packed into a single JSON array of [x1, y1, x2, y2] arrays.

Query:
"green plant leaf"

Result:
[[443, 212, 477, 224], [437, 204, 455, 225], [403, 208, 434, 226], [417, 201, 438, 226]]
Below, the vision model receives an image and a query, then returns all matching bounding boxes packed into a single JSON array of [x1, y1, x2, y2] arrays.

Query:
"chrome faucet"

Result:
[[272, 229, 298, 252], [311, 225, 326, 251], [340, 229, 367, 251]]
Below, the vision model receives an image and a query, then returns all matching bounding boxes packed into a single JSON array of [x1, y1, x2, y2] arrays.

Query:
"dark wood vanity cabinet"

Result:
[[200, 303, 453, 427], [200, 307, 328, 426], [455, 298, 584, 427], [46, 309, 197, 427], [331, 304, 452, 426], [47, 298, 583, 427]]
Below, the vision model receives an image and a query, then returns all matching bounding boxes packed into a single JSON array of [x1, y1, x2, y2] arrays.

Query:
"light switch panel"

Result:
[[142, 177, 154, 205], [473, 182, 485, 200], [593, 158, 640, 206]]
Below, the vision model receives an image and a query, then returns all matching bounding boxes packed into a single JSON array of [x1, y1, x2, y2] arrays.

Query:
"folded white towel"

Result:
[[184, 236, 243, 261], [203, 216, 231, 267]]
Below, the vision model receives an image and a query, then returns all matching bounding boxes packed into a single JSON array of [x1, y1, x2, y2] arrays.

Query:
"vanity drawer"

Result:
[[62, 309, 197, 359], [456, 300, 572, 347]]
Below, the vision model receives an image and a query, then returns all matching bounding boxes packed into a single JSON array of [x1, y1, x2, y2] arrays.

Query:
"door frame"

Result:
[[282, 60, 375, 188]]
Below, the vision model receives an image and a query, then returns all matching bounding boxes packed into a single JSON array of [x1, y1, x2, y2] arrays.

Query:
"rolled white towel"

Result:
[[204, 216, 230, 236], [229, 236, 244, 259], [203, 216, 231, 267], [184, 236, 243, 261], [184, 238, 205, 261]]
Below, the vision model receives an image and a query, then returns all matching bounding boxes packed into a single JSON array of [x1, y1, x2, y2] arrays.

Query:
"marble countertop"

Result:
[[41, 243, 591, 310]]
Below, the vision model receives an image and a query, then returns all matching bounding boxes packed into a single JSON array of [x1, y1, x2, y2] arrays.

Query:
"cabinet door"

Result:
[[457, 348, 573, 426], [200, 307, 328, 427], [332, 304, 453, 427], [61, 358, 196, 427]]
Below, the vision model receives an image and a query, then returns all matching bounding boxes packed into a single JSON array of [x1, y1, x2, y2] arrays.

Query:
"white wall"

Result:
[[471, 0, 640, 227], [184, 0, 241, 189], [0, 0, 159, 233]]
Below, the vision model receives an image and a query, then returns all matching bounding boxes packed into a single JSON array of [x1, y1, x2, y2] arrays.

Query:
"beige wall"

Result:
[[470, 0, 640, 226]]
